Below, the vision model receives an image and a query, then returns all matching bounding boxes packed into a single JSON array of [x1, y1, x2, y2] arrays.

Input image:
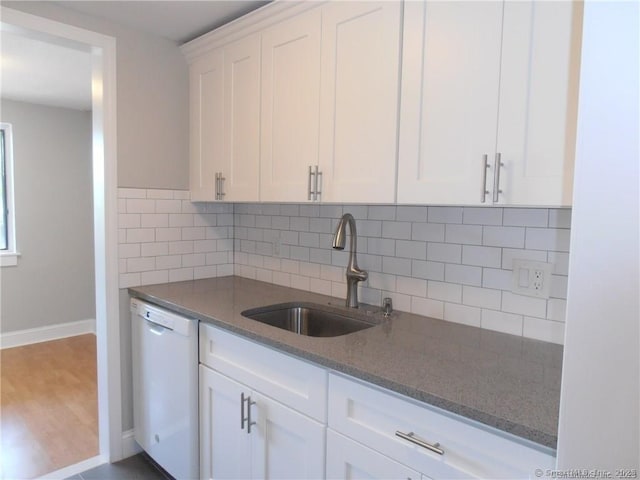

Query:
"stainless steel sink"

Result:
[[241, 302, 377, 337]]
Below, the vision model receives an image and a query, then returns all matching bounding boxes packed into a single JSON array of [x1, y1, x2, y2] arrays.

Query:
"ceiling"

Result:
[[0, 1, 268, 111], [1, 30, 93, 110], [55, 1, 270, 44]]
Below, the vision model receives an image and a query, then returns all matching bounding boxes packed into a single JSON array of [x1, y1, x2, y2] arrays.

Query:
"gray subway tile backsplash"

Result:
[[118, 190, 569, 344]]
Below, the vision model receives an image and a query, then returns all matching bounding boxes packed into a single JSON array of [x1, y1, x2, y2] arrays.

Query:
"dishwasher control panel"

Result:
[[143, 307, 175, 330], [132, 299, 195, 336]]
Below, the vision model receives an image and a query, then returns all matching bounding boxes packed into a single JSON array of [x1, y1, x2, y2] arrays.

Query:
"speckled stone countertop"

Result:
[[129, 276, 562, 450]]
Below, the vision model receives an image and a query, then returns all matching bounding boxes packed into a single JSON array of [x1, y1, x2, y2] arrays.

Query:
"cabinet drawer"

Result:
[[199, 323, 327, 421], [328, 373, 555, 479], [327, 429, 422, 480]]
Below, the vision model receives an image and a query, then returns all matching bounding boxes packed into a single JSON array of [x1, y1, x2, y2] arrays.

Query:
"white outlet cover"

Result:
[[511, 259, 553, 299]]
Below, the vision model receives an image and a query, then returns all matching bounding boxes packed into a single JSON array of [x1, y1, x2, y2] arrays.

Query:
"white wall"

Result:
[[3, 1, 189, 190], [0, 99, 95, 333], [557, 0, 639, 469]]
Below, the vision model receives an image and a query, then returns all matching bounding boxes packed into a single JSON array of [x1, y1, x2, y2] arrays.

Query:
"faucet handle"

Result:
[[382, 297, 393, 317]]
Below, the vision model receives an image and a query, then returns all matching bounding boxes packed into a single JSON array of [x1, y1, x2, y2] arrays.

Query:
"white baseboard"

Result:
[[0, 318, 96, 349], [122, 428, 143, 458]]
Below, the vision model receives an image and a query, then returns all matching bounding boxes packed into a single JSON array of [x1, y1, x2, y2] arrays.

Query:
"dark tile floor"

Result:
[[66, 453, 173, 480]]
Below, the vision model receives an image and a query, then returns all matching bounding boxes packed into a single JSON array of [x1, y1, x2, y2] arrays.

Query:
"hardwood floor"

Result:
[[1, 334, 98, 480]]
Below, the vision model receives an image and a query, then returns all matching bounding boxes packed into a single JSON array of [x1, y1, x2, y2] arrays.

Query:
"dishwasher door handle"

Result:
[[145, 318, 169, 335]]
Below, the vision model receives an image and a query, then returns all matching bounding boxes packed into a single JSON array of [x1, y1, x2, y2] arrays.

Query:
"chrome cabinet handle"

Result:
[[219, 172, 226, 199], [395, 431, 444, 455], [315, 166, 322, 201], [240, 392, 246, 430], [481, 154, 490, 203], [246, 395, 256, 434], [240, 392, 256, 434], [492, 153, 504, 203], [308, 165, 316, 201]]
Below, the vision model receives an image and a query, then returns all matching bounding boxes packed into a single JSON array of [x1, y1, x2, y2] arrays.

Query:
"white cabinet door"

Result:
[[495, 1, 582, 206], [189, 49, 224, 202], [223, 33, 261, 201], [318, 1, 402, 203], [251, 392, 326, 480], [199, 366, 251, 480], [398, 0, 581, 206], [260, 9, 322, 202], [397, 1, 503, 205], [326, 430, 423, 480]]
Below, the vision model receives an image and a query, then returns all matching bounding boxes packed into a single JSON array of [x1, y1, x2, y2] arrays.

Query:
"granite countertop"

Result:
[[129, 276, 562, 450]]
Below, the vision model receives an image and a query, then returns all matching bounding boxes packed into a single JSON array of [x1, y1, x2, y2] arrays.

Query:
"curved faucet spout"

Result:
[[333, 213, 368, 308]]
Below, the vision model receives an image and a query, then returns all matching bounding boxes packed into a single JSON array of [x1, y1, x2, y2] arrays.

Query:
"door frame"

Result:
[[0, 7, 122, 464]]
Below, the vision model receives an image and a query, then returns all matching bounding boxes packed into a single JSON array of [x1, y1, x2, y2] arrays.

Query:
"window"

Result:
[[0, 122, 17, 265]]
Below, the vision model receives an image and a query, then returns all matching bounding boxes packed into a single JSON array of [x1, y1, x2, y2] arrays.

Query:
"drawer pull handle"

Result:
[[395, 431, 444, 455]]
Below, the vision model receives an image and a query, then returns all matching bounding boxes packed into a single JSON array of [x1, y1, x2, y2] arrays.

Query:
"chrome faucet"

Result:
[[332, 213, 368, 308]]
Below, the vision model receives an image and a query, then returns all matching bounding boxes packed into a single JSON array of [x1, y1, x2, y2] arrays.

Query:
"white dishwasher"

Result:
[[131, 298, 198, 479]]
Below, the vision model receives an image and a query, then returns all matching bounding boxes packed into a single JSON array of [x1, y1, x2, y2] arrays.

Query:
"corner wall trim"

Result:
[[121, 429, 143, 459], [0, 318, 96, 349]]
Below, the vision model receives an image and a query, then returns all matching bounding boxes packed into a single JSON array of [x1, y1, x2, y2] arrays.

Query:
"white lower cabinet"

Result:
[[199, 323, 327, 479], [199, 366, 250, 480], [251, 391, 325, 479], [199, 366, 325, 480], [328, 373, 556, 479], [327, 429, 423, 480], [198, 323, 556, 479]]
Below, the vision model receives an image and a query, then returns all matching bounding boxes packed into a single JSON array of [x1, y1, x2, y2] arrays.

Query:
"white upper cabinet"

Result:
[[398, 0, 582, 206], [189, 49, 224, 202], [260, 2, 402, 204], [496, 1, 582, 205], [188, 34, 260, 202], [398, 1, 503, 205], [187, 0, 581, 206], [260, 8, 322, 202], [318, 1, 402, 203], [223, 33, 261, 202]]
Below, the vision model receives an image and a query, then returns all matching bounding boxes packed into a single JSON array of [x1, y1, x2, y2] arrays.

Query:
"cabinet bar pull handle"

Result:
[[246, 395, 256, 434], [481, 154, 490, 203], [215, 172, 220, 200], [395, 431, 444, 455], [315, 165, 322, 201], [240, 392, 256, 434], [492, 153, 504, 203], [240, 392, 246, 430], [308, 165, 316, 201], [219, 173, 226, 199]]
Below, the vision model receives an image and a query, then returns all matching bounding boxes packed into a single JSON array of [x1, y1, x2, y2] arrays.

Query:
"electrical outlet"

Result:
[[533, 269, 545, 292], [512, 260, 553, 298]]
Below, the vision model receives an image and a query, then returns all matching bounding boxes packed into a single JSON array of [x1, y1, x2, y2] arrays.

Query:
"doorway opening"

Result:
[[0, 7, 120, 478]]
